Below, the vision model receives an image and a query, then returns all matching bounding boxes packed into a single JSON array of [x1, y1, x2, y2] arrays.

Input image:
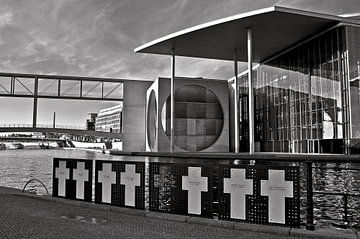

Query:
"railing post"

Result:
[[306, 160, 315, 230]]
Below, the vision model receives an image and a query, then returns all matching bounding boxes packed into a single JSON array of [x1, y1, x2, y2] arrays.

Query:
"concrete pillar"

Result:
[[234, 51, 239, 153], [53, 112, 56, 128], [170, 48, 175, 152], [32, 77, 38, 128], [247, 28, 255, 154]]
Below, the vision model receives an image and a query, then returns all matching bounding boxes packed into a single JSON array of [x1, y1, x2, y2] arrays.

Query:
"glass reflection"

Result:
[[238, 27, 348, 154]]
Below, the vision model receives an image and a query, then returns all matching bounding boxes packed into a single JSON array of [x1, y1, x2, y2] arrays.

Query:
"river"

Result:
[[0, 149, 116, 194]]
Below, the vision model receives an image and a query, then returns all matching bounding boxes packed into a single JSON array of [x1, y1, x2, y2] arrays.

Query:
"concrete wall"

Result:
[[155, 77, 229, 152], [123, 80, 152, 152]]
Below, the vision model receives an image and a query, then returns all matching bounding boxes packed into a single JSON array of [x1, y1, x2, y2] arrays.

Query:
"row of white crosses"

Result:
[[181, 167, 293, 224], [54, 161, 89, 200], [97, 163, 141, 206], [56, 161, 293, 223]]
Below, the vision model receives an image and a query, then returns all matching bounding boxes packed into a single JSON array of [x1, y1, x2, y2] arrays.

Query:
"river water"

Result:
[[0, 149, 116, 194], [0, 148, 359, 227]]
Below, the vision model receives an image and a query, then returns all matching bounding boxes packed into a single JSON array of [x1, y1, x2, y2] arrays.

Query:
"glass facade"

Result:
[[348, 26, 360, 141], [238, 26, 354, 154]]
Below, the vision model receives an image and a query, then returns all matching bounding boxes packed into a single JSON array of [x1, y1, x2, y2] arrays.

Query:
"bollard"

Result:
[[306, 161, 315, 230]]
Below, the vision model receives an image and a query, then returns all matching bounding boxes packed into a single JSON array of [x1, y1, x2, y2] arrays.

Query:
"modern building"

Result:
[[133, 6, 360, 154], [146, 77, 229, 152], [86, 113, 98, 131], [95, 105, 123, 133]]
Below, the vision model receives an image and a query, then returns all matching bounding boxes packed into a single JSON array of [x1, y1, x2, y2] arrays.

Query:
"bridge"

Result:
[[0, 136, 66, 143], [0, 124, 122, 139], [0, 72, 124, 128]]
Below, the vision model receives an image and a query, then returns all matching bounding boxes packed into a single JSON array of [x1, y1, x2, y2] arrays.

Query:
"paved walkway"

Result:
[[0, 187, 357, 239]]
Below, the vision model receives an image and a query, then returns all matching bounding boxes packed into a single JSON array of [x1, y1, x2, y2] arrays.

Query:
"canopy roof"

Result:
[[135, 6, 360, 62]]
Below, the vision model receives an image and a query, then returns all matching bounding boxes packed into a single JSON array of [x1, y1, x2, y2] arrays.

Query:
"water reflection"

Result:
[[313, 162, 360, 225]]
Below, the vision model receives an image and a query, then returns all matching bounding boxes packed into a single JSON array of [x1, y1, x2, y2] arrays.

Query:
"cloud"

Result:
[[0, 0, 358, 81], [0, 11, 12, 26]]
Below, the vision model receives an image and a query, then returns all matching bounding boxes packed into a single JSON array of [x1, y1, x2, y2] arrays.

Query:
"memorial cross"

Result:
[[182, 167, 208, 215], [120, 164, 141, 207], [55, 160, 70, 197], [98, 163, 116, 203], [224, 168, 253, 219], [261, 169, 293, 224], [73, 162, 89, 200]]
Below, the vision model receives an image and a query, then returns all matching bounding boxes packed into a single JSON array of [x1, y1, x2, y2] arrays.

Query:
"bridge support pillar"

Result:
[[32, 77, 38, 128]]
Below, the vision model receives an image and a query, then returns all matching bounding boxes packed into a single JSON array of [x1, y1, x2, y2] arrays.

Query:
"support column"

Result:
[[32, 77, 38, 128], [53, 112, 56, 129], [247, 28, 255, 154], [234, 51, 239, 153], [170, 48, 175, 152]]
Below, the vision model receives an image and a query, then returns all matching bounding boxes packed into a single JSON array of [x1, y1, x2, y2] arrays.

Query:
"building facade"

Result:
[[95, 105, 123, 133], [146, 77, 229, 152], [233, 25, 360, 154], [134, 6, 360, 154]]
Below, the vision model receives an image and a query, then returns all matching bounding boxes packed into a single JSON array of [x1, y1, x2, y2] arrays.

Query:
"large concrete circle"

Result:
[[161, 85, 223, 151], [147, 90, 157, 150]]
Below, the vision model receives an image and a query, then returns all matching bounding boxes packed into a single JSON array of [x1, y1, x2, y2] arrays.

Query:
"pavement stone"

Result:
[[0, 187, 358, 239]]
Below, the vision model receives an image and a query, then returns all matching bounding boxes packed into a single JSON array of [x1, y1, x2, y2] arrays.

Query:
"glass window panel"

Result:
[[0, 76, 11, 94], [38, 78, 58, 96], [82, 81, 102, 98], [14, 77, 34, 95], [60, 80, 80, 97]]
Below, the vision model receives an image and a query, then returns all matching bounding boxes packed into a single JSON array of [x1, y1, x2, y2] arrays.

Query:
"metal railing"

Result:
[[22, 178, 49, 195]]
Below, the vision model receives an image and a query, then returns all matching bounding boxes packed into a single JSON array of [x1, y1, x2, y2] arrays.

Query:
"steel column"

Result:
[[58, 79, 61, 97], [170, 48, 175, 152], [53, 112, 56, 129], [32, 77, 38, 128], [234, 51, 239, 153], [247, 28, 255, 154]]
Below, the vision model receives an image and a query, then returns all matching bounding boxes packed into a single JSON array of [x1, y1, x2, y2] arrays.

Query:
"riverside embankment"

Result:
[[0, 186, 357, 239]]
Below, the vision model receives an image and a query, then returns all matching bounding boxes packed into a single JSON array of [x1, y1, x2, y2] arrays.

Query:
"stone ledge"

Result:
[[146, 212, 190, 223], [186, 217, 236, 229], [234, 222, 290, 236], [290, 228, 357, 239]]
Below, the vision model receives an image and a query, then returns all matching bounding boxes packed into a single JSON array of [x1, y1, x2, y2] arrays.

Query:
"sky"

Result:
[[0, 0, 359, 126]]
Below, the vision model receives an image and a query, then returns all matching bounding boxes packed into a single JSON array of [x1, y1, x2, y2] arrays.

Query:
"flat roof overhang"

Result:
[[134, 6, 360, 62]]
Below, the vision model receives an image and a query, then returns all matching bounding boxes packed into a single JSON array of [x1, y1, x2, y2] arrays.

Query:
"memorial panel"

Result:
[[149, 163, 213, 218], [218, 165, 300, 227], [95, 161, 145, 209], [52, 158, 93, 202]]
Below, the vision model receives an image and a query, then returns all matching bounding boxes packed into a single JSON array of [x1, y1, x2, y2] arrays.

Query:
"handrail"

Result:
[[128, 151, 360, 162], [22, 178, 49, 195]]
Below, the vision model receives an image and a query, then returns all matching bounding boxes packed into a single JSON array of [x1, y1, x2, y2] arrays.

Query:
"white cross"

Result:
[[261, 169, 293, 224], [98, 163, 116, 203], [224, 168, 253, 219], [182, 167, 208, 215], [73, 162, 89, 200], [120, 164, 141, 207], [55, 160, 70, 197]]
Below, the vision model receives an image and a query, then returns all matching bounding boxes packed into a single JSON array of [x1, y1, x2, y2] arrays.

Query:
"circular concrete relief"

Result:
[[161, 85, 223, 151], [147, 90, 157, 151]]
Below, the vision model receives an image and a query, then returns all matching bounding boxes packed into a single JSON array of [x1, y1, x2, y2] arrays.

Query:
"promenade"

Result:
[[0, 187, 357, 239]]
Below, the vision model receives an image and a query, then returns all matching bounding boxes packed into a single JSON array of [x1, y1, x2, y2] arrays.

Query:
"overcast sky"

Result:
[[0, 0, 359, 126]]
